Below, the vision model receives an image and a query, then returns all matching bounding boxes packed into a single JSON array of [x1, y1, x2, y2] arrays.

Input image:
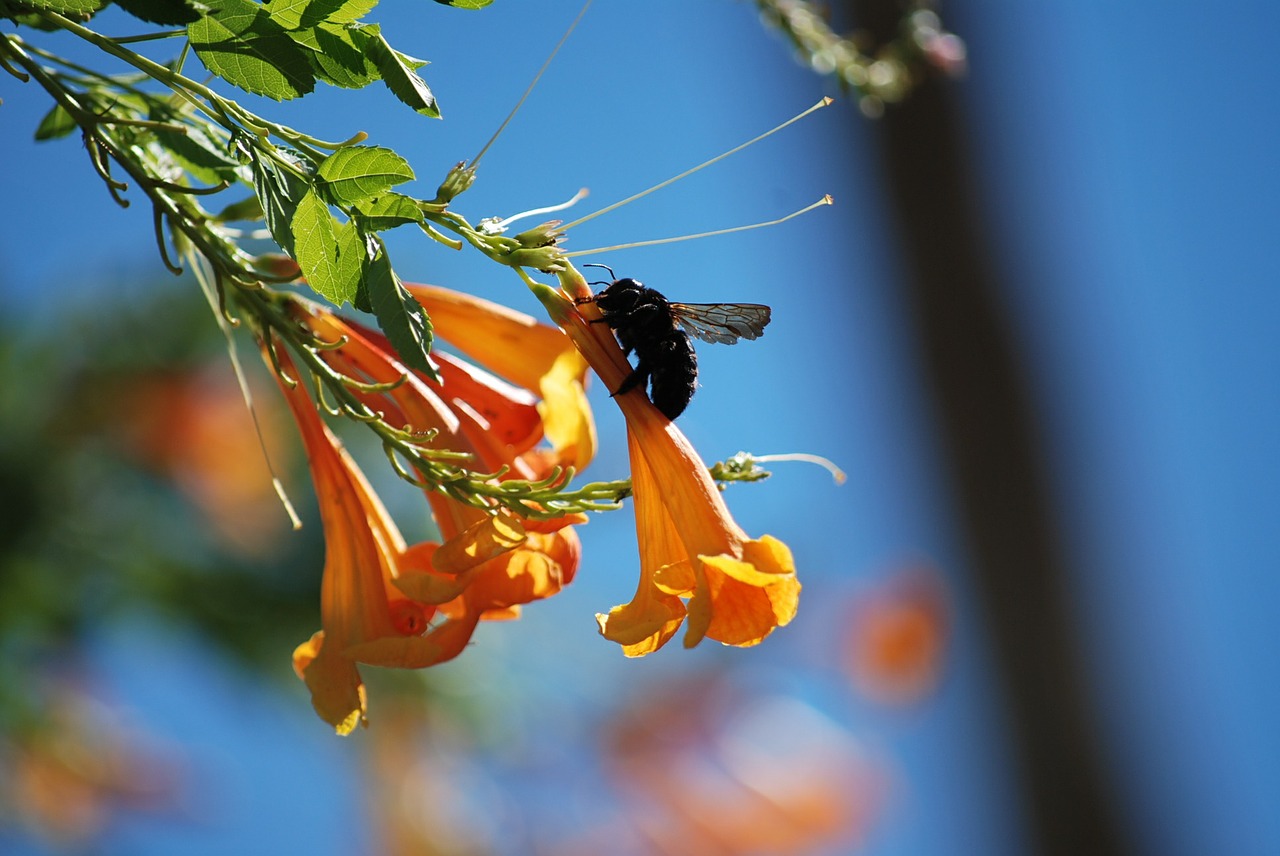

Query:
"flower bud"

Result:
[[433, 161, 476, 204]]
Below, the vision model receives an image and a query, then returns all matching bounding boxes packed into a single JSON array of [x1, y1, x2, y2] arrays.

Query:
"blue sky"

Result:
[[2, 2, 1279, 855]]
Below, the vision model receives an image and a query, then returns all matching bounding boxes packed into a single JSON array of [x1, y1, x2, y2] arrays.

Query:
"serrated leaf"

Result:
[[34, 104, 76, 141], [432, 0, 493, 8], [292, 190, 363, 305], [290, 21, 378, 89], [365, 30, 439, 118], [261, 0, 308, 28], [266, 0, 376, 28], [23, 0, 103, 13], [251, 156, 308, 255], [316, 0, 376, 24], [364, 238, 435, 377], [115, 0, 204, 24], [316, 145, 413, 205], [189, 0, 315, 101], [353, 193, 424, 231]]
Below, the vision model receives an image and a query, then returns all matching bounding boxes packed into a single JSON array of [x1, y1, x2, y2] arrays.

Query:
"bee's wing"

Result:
[[669, 302, 772, 345]]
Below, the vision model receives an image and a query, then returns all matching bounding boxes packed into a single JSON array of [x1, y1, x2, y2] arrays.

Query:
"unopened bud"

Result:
[[433, 161, 476, 204], [504, 245, 566, 273], [514, 220, 566, 248]]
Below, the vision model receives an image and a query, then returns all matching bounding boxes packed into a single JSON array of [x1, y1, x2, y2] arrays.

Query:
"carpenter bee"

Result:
[[575, 264, 772, 420]]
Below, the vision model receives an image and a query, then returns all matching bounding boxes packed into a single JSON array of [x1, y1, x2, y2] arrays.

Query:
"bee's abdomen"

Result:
[[644, 332, 698, 420]]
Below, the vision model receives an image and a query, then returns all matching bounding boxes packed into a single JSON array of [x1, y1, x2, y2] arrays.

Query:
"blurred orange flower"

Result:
[[545, 271, 800, 655], [845, 564, 950, 705], [5, 684, 181, 846], [570, 677, 879, 856], [113, 368, 289, 556]]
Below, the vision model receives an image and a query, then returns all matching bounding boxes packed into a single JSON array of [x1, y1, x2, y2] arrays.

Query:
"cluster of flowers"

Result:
[[268, 274, 799, 733]]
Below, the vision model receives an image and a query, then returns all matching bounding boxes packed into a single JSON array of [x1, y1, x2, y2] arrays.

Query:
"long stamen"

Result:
[[563, 195, 832, 256], [493, 187, 589, 231], [559, 97, 833, 232], [189, 250, 303, 529], [754, 452, 847, 485], [469, 0, 595, 169]]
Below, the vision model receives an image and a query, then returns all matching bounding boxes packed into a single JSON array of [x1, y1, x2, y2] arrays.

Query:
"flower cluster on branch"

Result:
[[0, 0, 905, 732]]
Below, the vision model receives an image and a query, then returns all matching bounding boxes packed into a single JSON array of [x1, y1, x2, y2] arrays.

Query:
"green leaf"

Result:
[[188, 0, 315, 101], [353, 193, 424, 232], [316, 145, 413, 205], [115, 0, 204, 24], [266, 0, 376, 29], [292, 190, 363, 306], [289, 21, 378, 89], [431, 0, 493, 8], [213, 195, 263, 222], [145, 107, 244, 184], [21, 0, 104, 13], [33, 104, 76, 141], [315, 0, 376, 24], [364, 238, 435, 377], [251, 155, 309, 255], [365, 30, 439, 118]]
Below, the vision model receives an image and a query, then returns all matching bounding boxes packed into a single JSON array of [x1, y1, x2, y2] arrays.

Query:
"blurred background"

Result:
[[1, 2, 1278, 854]]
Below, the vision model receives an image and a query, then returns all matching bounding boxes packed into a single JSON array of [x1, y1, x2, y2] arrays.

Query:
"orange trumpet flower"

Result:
[[542, 270, 800, 654], [275, 289, 588, 731]]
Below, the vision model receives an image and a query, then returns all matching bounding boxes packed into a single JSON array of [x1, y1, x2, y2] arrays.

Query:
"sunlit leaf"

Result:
[[431, 0, 493, 8], [266, 0, 377, 28], [290, 22, 379, 89], [21, 0, 104, 13], [353, 193, 424, 232], [364, 28, 439, 118], [316, 146, 413, 206], [292, 190, 363, 306], [188, 0, 315, 101]]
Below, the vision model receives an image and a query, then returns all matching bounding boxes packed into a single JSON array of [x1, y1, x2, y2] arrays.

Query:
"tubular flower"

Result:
[[279, 297, 584, 726], [272, 345, 447, 735], [406, 282, 596, 473], [543, 271, 800, 654]]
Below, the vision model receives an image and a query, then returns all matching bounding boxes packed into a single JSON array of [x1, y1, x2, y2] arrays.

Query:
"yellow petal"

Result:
[[538, 349, 596, 469], [742, 535, 797, 576], [653, 559, 697, 596], [697, 553, 802, 647], [431, 510, 526, 574], [293, 631, 367, 735], [595, 591, 687, 657]]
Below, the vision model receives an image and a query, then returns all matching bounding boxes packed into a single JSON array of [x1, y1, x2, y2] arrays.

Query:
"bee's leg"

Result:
[[611, 363, 650, 397]]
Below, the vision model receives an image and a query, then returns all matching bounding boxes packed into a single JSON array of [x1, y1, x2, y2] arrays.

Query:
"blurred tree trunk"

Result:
[[842, 3, 1131, 855]]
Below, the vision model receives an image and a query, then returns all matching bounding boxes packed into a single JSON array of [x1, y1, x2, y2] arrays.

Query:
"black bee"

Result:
[[576, 264, 772, 420]]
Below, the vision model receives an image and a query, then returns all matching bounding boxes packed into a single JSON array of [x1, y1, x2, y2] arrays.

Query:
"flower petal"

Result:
[[431, 510, 526, 575], [346, 614, 481, 669], [406, 283, 583, 393], [695, 552, 801, 647], [595, 593, 687, 657], [293, 631, 367, 735]]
